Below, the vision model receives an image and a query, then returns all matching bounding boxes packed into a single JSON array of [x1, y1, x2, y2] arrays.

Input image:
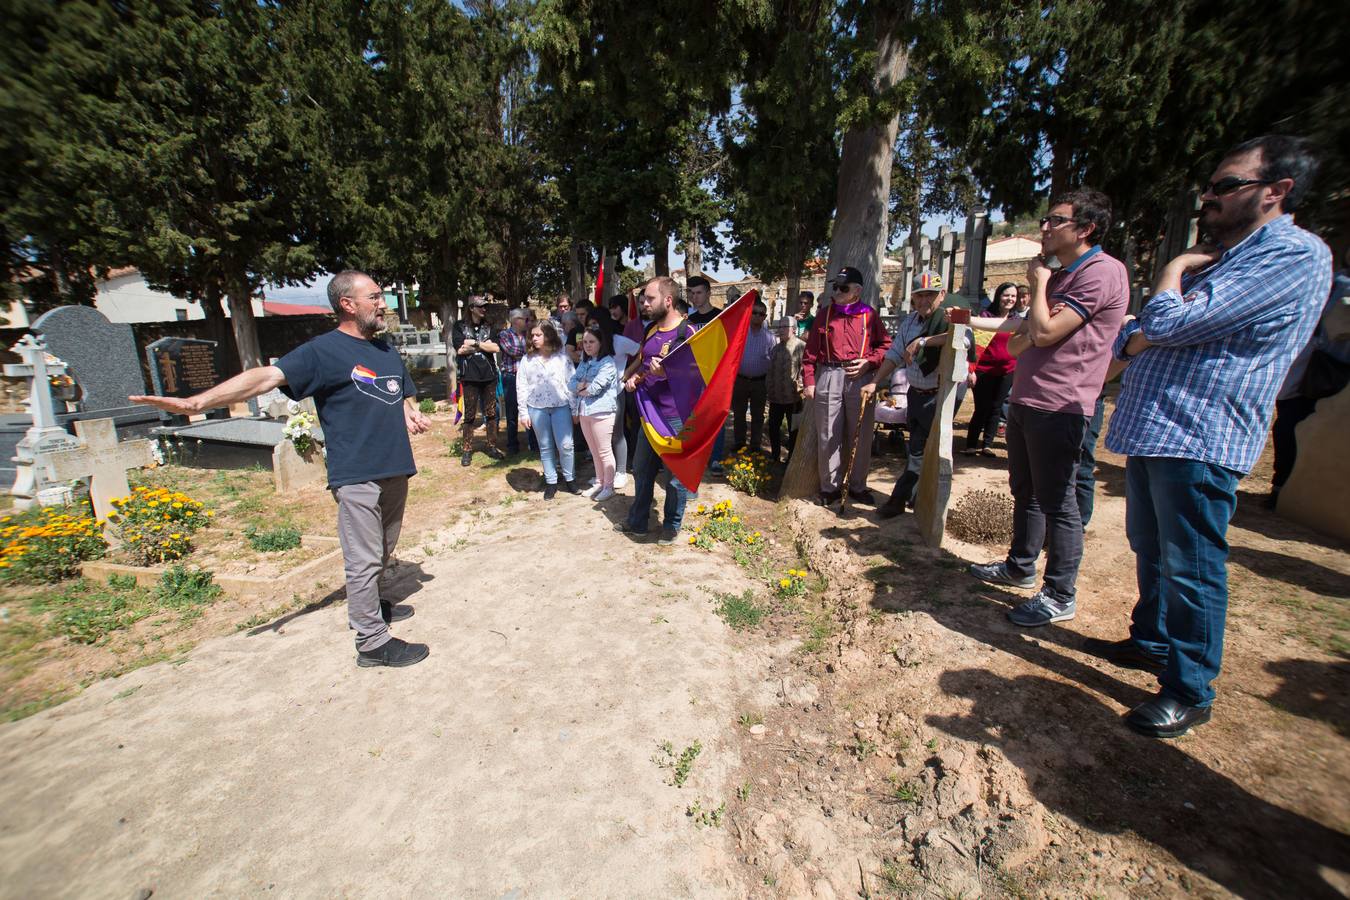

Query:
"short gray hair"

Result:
[[327, 270, 368, 314], [508, 307, 528, 322]]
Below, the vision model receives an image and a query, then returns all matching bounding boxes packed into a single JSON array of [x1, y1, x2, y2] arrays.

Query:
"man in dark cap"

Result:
[[801, 266, 892, 506]]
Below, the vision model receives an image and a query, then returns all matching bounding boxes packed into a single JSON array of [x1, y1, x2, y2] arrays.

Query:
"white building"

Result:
[[94, 268, 266, 323]]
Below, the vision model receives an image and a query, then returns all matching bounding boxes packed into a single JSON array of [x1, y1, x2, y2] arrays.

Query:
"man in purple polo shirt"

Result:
[[969, 188, 1129, 627]]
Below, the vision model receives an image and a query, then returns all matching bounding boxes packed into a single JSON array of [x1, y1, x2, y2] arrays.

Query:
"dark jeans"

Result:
[[460, 379, 498, 449], [767, 400, 802, 460], [1077, 393, 1107, 528], [731, 374, 768, 451], [1004, 402, 1086, 602], [1271, 395, 1318, 489], [501, 372, 521, 453], [1125, 456, 1239, 707], [965, 371, 1013, 449], [625, 416, 692, 533]]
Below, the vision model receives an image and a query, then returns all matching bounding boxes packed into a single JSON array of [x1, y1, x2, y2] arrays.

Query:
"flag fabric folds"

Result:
[[634, 289, 758, 493]]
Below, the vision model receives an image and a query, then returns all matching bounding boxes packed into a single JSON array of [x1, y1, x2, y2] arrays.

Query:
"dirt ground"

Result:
[[0, 401, 1347, 898]]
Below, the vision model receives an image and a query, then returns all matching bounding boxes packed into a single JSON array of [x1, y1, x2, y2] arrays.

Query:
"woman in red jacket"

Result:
[[964, 282, 1022, 456]]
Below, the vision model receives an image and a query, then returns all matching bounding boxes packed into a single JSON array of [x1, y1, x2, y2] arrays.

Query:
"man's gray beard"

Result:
[[357, 311, 384, 338]]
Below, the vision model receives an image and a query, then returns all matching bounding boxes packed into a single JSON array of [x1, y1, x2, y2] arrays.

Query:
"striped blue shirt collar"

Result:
[[1062, 244, 1102, 274]]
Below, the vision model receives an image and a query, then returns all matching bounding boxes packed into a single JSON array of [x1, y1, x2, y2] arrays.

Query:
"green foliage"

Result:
[[0, 505, 106, 583], [653, 739, 703, 788], [685, 799, 726, 828], [154, 565, 223, 609], [418, 398, 437, 415], [28, 577, 149, 646], [713, 590, 766, 630], [244, 525, 302, 554]]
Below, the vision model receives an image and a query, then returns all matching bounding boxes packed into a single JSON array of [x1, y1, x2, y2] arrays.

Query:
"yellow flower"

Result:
[[731, 517, 740, 524], [171, 533, 182, 539], [147, 500, 158, 508], [206, 511, 215, 517], [779, 579, 791, 588], [172, 502, 183, 509], [688, 537, 696, 544]]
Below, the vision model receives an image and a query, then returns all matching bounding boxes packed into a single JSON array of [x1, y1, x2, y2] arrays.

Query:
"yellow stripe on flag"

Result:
[[691, 320, 727, 384], [642, 418, 684, 454]]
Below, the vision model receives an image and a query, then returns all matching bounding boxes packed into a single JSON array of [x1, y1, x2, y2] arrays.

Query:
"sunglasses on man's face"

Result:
[[1039, 215, 1078, 229], [1202, 176, 1273, 197]]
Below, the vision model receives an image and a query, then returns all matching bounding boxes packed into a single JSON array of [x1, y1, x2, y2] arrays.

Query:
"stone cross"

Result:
[[47, 418, 155, 523], [961, 206, 992, 308], [913, 319, 972, 547], [4, 334, 81, 508]]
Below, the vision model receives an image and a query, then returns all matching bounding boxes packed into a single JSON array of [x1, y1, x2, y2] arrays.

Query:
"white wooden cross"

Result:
[[46, 418, 155, 523]]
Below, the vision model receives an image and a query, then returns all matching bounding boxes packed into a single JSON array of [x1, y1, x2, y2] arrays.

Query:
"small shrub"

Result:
[[0, 505, 107, 582], [154, 565, 222, 609], [653, 740, 703, 787], [713, 589, 765, 630], [106, 487, 213, 566], [947, 489, 1015, 545], [774, 568, 808, 600], [723, 448, 770, 496], [687, 500, 762, 551], [418, 398, 437, 414], [448, 438, 465, 457], [29, 577, 150, 645], [244, 525, 302, 553]]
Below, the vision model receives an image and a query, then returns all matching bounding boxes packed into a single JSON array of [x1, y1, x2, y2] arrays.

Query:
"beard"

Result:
[[1199, 191, 1262, 243], [356, 308, 385, 337]]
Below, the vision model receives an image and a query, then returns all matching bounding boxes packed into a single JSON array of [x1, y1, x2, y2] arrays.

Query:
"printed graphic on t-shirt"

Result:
[[350, 364, 406, 404]]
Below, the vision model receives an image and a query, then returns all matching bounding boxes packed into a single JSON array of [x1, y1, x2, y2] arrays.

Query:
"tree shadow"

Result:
[[1092, 457, 1128, 500], [1228, 544, 1350, 597], [928, 668, 1350, 899], [1264, 658, 1350, 738], [1231, 493, 1350, 550], [504, 466, 545, 493]]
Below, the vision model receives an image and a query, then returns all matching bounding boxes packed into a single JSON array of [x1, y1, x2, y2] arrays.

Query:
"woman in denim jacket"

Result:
[[569, 323, 620, 501]]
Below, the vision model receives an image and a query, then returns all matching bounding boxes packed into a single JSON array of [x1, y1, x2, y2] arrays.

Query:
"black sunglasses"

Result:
[[1202, 176, 1273, 196], [1039, 214, 1078, 229]]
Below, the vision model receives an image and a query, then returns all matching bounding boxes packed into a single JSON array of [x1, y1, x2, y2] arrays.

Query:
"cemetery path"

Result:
[[0, 481, 767, 899]]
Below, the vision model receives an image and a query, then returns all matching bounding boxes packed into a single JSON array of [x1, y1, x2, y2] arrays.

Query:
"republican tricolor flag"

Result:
[[635, 289, 757, 493]]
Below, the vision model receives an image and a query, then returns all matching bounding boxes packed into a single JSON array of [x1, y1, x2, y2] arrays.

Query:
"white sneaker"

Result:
[[594, 487, 615, 501], [583, 484, 602, 499], [613, 472, 628, 490]]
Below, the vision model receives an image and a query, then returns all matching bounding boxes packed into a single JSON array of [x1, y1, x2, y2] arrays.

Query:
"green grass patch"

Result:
[[713, 590, 766, 630], [244, 524, 302, 553]]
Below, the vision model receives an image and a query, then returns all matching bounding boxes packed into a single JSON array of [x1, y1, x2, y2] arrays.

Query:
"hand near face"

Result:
[[1173, 243, 1222, 274], [1026, 256, 1053, 285]]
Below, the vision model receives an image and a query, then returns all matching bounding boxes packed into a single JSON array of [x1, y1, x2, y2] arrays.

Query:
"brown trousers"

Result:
[[460, 379, 498, 449]]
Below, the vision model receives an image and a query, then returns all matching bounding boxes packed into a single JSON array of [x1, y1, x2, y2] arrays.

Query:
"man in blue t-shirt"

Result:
[[132, 271, 433, 669]]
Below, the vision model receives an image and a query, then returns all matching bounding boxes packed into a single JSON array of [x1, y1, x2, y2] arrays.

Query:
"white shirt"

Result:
[[516, 352, 578, 413]]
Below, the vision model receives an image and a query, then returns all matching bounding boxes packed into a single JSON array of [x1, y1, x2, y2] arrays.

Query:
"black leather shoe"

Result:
[[1082, 637, 1165, 673], [562, 479, 580, 495], [1125, 694, 1211, 738], [543, 483, 558, 500], [848, 488, 876, 506], [380, 601, 414, 624], [357, 637, 430, 668], [484, 445, 506, 460], [818, 491, 842, 507], [877, 498, 906, 519]]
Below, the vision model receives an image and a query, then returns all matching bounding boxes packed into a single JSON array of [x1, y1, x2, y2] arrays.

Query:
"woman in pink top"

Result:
[[964, 283, 1021, 456]]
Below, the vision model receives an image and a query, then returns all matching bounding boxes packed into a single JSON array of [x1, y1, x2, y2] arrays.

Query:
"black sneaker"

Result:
[[818, 491, 842, 507], [562, 480, 580, 495], [357, 637, 430, 668], [485, 446, 506, 460], [543, 483, 558, 500], [460, 451, 473, 467], [968, 560, 1037, 589], [657, 527, 680, 545], [380, 601, 414, 624]]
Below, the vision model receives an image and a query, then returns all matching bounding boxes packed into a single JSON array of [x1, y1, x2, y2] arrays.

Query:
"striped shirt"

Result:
[[1106, 215, 1332, 474]]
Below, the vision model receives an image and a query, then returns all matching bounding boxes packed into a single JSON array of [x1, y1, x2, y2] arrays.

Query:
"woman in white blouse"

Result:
[[516, 321, 579, 498]]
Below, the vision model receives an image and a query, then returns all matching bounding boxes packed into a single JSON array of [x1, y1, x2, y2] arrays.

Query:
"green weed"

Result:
[[713, 590, 765, 630]]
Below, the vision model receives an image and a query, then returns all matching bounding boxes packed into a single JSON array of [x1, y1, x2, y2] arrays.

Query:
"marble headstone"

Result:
[[32, 306, 147, 412]]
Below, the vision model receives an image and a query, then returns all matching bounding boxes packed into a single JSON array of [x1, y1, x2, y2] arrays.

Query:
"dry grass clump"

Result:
[[946, 489, 1014, 545]]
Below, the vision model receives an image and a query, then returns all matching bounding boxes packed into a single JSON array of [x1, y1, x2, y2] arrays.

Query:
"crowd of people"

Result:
[[132, 134, 1343, 744]]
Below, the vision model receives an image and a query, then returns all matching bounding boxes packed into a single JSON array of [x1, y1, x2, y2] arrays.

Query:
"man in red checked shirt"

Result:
[[802, 266, 892, 506]]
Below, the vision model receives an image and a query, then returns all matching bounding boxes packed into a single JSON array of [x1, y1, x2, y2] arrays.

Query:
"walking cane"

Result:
[[838, 392, 875, 513]]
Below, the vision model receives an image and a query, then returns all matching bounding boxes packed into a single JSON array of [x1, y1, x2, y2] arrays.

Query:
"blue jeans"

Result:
[[625, 416, 693, 533], [1076, 393, 1106, 528], [1125, 456, 1239, 707], [528, 405, 574, 484]]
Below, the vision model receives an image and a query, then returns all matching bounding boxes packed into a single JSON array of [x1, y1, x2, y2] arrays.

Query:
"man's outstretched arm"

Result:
[[130, 366, 287, 417]]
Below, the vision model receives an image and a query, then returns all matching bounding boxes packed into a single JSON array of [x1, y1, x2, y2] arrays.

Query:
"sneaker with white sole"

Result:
[[583, 484, 602, 499], [613, 473, 628, 490], [969, 560, 1037, 590], [1007, 591, 1076, 627], [593, 487, 615, 501]]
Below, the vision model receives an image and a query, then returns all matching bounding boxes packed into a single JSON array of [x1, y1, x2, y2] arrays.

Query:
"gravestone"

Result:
[[961, 206, 992, 309], [145, 337, 231, 421], [913, 320, 972, 547], [3, 335, 82, 508], [1277, 386, 1350, 543], [47, 418, 155, 523], [31, 306, 147, 415], [272, 437, 327, 493]]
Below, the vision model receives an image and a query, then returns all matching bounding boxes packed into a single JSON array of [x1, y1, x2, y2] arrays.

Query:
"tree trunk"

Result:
[[784, 225, 803, 321], [683, 229, 702, 278], [569, 240, 589, 304], [783, 9, 910, 499], [653, 230, 669, 276], [225, 272, 262, 370]]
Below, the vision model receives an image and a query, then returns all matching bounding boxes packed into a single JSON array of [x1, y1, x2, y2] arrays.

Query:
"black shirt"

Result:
[[687, 306, 719, 330], [276, 330, 417, 489], [452, 319, 499, 383]]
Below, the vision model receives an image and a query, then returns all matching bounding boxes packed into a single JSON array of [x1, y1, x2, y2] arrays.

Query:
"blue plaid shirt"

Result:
[[1106, 215, 1332, 474]]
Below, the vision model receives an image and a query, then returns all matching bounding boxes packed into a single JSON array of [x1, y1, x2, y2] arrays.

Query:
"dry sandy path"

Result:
[[0, 486, 763, 899]]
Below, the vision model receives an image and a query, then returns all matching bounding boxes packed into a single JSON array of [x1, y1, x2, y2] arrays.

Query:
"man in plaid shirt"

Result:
[[1093, 135, 1333, 739]]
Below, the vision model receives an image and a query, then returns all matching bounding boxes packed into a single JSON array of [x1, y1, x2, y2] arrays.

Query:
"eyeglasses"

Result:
[[833, 284, 853, 293], [1202, 176, 1273, 196], [1039, 215, 1078, 229]]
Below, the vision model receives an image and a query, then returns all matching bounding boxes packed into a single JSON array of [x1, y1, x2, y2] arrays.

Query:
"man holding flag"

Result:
[[617, 276, 755, 543]]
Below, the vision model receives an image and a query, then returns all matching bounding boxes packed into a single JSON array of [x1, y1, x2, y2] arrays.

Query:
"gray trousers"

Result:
[[814, 365, 876, 494], [1004, 403, 1085, 602], [333, 476, 409, 652]]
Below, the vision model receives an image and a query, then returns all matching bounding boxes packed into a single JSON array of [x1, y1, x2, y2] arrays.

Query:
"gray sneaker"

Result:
[[657, 527, 680, 545], [1008, 591, 1076, 627], [969, 560, 1037, 589]]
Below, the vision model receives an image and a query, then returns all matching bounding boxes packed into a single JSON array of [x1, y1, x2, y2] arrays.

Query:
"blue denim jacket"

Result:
[[569, 356, 619, 416]]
